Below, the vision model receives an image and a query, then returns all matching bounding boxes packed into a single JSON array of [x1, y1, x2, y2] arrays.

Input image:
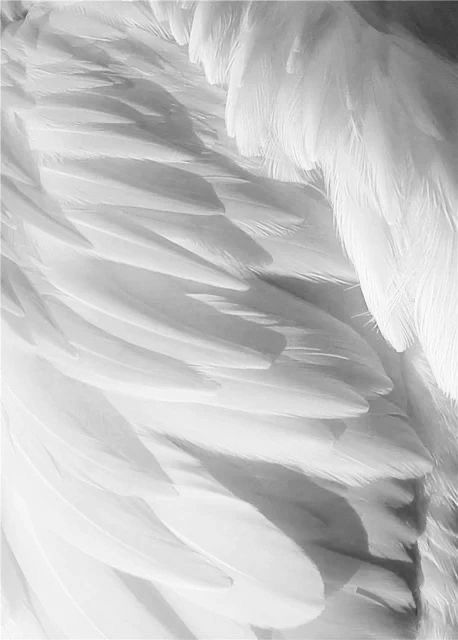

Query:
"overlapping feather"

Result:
[[1, 2, 444, 639]]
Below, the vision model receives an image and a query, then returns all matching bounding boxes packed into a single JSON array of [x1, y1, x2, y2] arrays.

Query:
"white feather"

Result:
[[2, 3, 456, 638]]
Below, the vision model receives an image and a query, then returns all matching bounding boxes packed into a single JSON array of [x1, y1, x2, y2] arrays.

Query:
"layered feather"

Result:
[[1, 3, 445, 639]]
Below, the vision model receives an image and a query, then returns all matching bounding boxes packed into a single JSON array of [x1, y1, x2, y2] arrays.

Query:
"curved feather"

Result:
[[1, 3, 449, 639]]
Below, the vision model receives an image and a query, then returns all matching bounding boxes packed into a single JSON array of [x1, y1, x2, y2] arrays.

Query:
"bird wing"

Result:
[[1, 2, 453, 639]]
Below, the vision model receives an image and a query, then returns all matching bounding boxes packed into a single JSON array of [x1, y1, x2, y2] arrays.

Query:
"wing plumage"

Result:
[[178, 0, 458, 399], [1, 2, 456, 639]]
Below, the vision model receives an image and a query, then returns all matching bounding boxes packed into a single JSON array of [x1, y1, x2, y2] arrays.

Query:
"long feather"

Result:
[[2, 3, 453, 638]]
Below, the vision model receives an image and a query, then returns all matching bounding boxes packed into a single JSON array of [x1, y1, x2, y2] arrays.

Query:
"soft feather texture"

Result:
[[1, 2, 456, 639], [176, 1, 458, 400]]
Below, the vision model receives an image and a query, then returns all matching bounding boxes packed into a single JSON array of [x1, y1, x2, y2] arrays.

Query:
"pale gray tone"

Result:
[[1, 2, 458, 639]]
